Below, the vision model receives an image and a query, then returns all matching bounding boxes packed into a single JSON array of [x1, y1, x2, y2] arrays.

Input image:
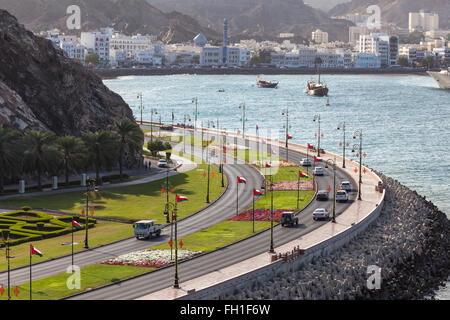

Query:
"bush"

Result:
[[0, 210, 53, 223], [22, 206, 31, 211], [101, 174, 129, 183]]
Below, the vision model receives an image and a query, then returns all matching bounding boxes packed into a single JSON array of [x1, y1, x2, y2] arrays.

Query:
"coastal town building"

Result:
[[359, 33, 399, 67], [312, 29, 329, 44], [80, 28, 114, 63], [409, 11, 439, 32], [353, 52, 381, 68]]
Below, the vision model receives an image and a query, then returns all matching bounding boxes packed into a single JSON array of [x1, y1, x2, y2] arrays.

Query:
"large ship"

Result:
[[428, 68, 450, 89], [257, 76, 279, 88]]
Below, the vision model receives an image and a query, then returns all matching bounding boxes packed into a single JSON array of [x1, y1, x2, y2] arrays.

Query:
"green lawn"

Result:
[[254, 191, 315, 210], [0, 220, 133, 270], [0, 164, 226, 223], [266, 166, 313, 183], [0, 264, 152, 300]]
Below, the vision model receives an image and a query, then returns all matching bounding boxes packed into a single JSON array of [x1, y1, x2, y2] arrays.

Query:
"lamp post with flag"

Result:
[[2, 230, 13, 300], [173, 194, 188, 289], [326, 158, 337, 223], [282, 108, 291, 162], [269, 175, 275, 254], [253, 189, 262, 233], [337, 122, 347, 168], [84, 178, 98, 249], [71, 217, 82, 267], [313, 114, 322, 157], [352, 129, 364, 201], [29, 244, 43, 300], [297, 170, 308, 209], [192, 97, 199, 131], [237, 176, 247, 215]]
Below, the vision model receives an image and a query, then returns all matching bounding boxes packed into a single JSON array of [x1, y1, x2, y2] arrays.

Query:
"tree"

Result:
[[0, 127, 23, 193], [397, 57, 409, 67], [85, 53, 99, 66], [57, 136, 85, 186], [406, 31, 424, 44], [114, 118, 144, 181], [421, 56, 436, 70], [147, 140, 171, 157], [249, 55, 261, 66], [82, 131, 118, 185], [23, 130, 60, 191]]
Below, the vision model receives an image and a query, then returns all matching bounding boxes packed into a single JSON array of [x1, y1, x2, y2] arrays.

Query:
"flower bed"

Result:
[[230, 209, 295, 222], [272, 181, 314, 191], [102, 249, 202, 268]]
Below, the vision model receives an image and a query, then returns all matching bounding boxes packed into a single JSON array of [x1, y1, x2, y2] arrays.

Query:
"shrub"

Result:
[[22, 206, 31, 212], [0, 210, 53, 223]]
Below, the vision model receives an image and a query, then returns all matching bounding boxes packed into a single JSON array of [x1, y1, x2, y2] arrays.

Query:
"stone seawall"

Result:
[[219, 172, 449, 300]]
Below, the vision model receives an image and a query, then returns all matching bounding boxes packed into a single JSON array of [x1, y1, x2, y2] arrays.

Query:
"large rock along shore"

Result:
[[221, 172, 449, 300]]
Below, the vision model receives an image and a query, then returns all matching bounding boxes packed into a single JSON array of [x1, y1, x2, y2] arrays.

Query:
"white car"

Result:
[[336, 190, 349, 202], [313, 208, 329, 221], [313, 167, 324, 176], [340, 181, 352, 191], [300, 158, 312, 167], [158, 159, 168, 168]]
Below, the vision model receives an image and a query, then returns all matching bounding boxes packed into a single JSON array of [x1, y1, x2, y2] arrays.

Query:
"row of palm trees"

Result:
[[0, 118, 144, 193]]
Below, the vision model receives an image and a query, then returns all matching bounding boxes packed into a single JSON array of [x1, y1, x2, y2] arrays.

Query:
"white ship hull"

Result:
[[428, 70, 450, 89]]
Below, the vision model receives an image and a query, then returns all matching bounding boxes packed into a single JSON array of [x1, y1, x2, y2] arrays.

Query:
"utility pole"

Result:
[[192, 97, 198, 131], [137, 92, 143, 125], [313, 114, 321, 157], [282, 108, 290, 162], [239, 103, 246, 139]]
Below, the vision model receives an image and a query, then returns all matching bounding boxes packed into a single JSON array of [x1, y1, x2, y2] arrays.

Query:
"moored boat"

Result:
[[257, 77, 279, 88], [307, 80, 329, 97]]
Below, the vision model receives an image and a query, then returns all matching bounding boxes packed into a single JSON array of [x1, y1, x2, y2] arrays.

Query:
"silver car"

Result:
[[313, 208, 329, 221]]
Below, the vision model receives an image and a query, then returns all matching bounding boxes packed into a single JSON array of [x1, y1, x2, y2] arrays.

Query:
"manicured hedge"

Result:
[[0, 210, 53, 223]]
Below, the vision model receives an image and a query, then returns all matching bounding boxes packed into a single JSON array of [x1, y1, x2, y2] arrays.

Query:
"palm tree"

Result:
[[82, 130, 118, 184], [0, 127, 24, 193], [57, 136, 85, 186], [23, 130, 60, 191], [115, 118, 144, 181]]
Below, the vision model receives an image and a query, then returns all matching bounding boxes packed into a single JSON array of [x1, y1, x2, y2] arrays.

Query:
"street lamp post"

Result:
[[172, 198, 180, 289], [84, 178, 97, 249], [150, 108, 158, 144], [337, 122, 346, 168], [326, 158, 337, 223], [313, 114, 321, 157], [137, 92, 143, 125], [192, 97, 199, 131], [282, 108, 290, 162], [2, 230, 13, 300], [352, 129, 363, 201], [239, 103, 247, 139], [269, 175, 275, 253]]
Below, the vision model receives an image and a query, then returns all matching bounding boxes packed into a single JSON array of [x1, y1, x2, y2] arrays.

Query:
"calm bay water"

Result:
[[104, 74, 449, 298]]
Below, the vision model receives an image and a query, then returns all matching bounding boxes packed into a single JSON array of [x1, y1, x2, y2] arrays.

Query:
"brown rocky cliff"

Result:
[[0, 9, 135, 135]]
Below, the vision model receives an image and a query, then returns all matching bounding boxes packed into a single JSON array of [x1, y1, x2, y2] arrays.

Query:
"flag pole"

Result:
[[297, 171, 300, 210], [236, 177, 239, 215], [72, 216, 74, 268], [252, 191, 255, 233], [29, 244, 32, 301]]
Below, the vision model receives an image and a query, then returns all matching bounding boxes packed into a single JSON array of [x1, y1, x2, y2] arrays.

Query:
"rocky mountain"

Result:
[[304, 0, 351, 12], [0, 0, 220, 42], [329, 0, 450, 29], [146, 0, 354, 42], [0, 9, 134, 135]]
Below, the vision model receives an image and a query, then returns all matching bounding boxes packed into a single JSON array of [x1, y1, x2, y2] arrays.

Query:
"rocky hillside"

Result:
[[0, 0, 220, 42], [329, 0, 450, 29], [0, 9, 134, 135], [146, 0, 354, 42]]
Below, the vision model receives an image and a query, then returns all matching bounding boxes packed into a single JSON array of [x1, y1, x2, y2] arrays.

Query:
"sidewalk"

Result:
[[0, 154, 197, 201], [136, 141, 384, 300]]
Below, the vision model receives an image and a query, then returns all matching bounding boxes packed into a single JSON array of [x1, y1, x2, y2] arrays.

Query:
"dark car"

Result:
[[316, 190, 329, 201]]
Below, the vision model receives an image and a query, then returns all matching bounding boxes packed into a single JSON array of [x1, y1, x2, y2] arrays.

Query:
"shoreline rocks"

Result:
[[222, 172, 449, 300]]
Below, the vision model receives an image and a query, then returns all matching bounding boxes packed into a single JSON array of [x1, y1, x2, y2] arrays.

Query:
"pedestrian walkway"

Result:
[[0, 154, 197, 201], [136, 140, 384, 300]]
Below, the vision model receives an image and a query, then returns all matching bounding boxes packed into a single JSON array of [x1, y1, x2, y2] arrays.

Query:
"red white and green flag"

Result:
[[299, 171, 308, 178], [265, 163, 272, 168], [314, 156, 323, 162], [72, 219, 83, 230], [254, 189, 262, 196], [237, 176, 247, 184], [176, 195, 188, 203], [287, 134, 293, 140], [30, 245, 43, 257], [308, 144, 314, 149]]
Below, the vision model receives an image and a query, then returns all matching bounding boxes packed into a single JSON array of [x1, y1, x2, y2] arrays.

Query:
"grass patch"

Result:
[[0, 264, 151, 300], [0, 164, 226, 223], [254, 191, 315, 210], [0, 221, 133, 270]]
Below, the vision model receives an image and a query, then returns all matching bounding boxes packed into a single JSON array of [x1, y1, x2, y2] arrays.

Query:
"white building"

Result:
[[110, 49, 127, 66], [312, 29, 329, 44], [359, 33, 398, 67], [60, 41, 86, 61], [349, 26, 369, 44], [353, 53, 381, 68], [239, 49, 251, 66], [409, 11, 439, 32], [227, 47, 241, 66], [399, 46, 417, 64], [201, 46, 222, 66], [80, 28, 114, 63]]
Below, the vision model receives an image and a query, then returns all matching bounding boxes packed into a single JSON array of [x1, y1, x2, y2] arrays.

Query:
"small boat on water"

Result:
[[326, 98, 330, 106], [257, 76, 279, 88], [307, 61, 329, 96]]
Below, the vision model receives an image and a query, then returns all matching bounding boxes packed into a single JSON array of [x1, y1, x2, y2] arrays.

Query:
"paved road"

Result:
[[0, 145, 263, 286], [67, 144, 356, 300]]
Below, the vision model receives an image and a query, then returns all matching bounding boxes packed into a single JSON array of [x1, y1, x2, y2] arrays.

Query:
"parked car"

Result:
[[300, 158, 311, 167], [158, 159, 168, 168], [336, 190, 349, 202], [313, 167, 324, 176], [340, 181, 352, 191], [316, 190, 329, 201], [313, 208, 329, 221]]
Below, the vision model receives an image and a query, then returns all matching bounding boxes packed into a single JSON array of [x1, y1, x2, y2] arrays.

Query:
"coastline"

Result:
[[95, 67, 429, 80]]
